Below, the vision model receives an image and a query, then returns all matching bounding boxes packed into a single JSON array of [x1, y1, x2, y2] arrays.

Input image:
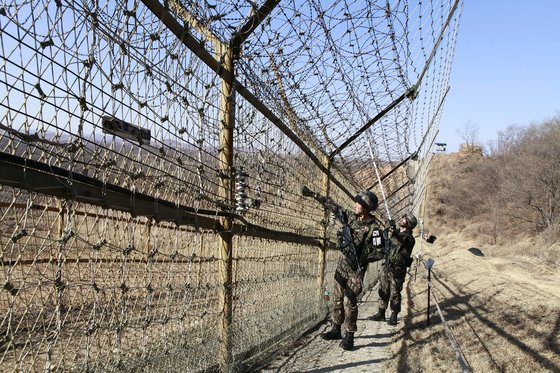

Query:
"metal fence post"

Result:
[[318, 155, 331, 311], [425, 258, 435, 326], [218, 45, 235, 373]]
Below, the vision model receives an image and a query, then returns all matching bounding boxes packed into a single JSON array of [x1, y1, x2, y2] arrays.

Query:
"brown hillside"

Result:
[[423, 149, 559, 267], [384, 150, 560, 373], [422, 150, 498, 244]]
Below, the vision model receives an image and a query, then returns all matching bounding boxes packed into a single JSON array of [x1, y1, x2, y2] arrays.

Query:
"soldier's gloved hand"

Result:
[[388, 219, 396, 230], [301, 185, 315, 197], [367, 249, 384, 262]]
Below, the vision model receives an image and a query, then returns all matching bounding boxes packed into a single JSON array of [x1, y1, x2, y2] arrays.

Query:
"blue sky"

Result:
[[437, 1, 560, 152]]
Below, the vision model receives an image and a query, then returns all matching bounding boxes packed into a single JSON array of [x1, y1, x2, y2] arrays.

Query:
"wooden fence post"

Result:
[[217, 44, 235, 373]]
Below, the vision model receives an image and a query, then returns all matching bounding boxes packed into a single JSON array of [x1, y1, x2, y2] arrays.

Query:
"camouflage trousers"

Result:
[[378, 265, 406, 313], [331, 269, 363, 333]]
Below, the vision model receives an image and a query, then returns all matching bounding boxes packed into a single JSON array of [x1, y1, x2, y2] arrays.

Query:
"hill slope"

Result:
[[385, 151, 560, 372]]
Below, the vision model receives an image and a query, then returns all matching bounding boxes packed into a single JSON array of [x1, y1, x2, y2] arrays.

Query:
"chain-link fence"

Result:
[[1, 0, 462, 371]]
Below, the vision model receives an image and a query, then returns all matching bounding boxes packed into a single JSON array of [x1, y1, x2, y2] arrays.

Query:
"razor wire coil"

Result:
[[1, 0, 462, 370]]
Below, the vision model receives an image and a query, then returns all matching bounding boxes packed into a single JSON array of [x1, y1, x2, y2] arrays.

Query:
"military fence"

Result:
[[0, 0, 462, 371]]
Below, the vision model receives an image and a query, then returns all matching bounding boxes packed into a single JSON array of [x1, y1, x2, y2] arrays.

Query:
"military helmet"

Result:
[[403, 213, 417, 229], [354, 190, 378, 212]]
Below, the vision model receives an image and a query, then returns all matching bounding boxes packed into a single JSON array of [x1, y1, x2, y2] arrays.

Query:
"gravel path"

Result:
[[260, 286, 404, 372]]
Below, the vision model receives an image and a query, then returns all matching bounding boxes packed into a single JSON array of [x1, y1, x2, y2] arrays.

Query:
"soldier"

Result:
[[302, 186, 383, 350], [369, 213, 417, 325]]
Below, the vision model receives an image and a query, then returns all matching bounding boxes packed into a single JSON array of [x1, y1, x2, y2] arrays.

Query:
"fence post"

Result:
[[425, 261, 473, 372], [318, 155, 331, 311], [57, 199, 64, 239], [424, 258, 435, 326], [217, 44, 235, 373]]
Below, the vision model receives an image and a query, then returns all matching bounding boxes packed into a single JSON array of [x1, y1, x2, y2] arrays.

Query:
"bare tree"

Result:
[[493, 117, 560, 232], [434, 117, 560, 239], [457, 120, 479, 148], [487, 125, 525, 155]]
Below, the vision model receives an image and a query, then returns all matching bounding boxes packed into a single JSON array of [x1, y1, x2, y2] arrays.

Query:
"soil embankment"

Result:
[[386, 149, 560, 372], [388, 239, 560, 372]]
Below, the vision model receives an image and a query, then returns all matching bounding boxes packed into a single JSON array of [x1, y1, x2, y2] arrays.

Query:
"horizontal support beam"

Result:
[[0, 152, 334, 249], [367, 152, 417, 190], [234, 223, 335, 249], [385, 180, 411, 202], [1, 255, 218, 267], [231, 0, 280, 49], [330, 90, 410, 159], [0, 152, 222, 230], [140, 0, 354, 200]]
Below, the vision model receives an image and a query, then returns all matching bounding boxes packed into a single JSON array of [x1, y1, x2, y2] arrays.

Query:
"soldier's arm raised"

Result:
[[301, 185, 343, 218]]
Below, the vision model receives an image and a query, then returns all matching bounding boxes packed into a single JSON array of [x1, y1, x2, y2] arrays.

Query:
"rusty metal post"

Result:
[[145, 218, 152, 260], [425, 258, 435, 326], [217, 44, 235, 373], [57, 200, 65, 239], [427, 267, 431, 326], [318, 155, 331, 312], [55, 200, 65, 331]]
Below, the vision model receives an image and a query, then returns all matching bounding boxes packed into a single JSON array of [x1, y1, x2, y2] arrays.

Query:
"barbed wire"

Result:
[[1, 0, 462, 370]]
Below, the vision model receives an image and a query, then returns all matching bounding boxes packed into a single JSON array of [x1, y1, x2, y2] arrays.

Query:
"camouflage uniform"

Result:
[[322, 199, 382, 333], [378, 228, 415, 313]]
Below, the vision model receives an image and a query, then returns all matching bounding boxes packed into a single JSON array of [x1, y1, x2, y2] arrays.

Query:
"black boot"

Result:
[[322, 324, 342, 340], [368, 308, 386, 321], [339, 332, 354, 350], [387, 312, 398, 325]]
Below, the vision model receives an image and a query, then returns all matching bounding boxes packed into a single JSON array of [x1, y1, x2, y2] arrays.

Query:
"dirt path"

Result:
[[387, 245, 560, 372], [258, 245, 560, 373], [260, 286, 401, 373]]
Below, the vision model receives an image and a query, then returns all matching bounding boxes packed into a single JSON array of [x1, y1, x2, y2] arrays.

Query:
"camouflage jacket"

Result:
[[320, 197, 382, 276], [384, 228, 415, 271]]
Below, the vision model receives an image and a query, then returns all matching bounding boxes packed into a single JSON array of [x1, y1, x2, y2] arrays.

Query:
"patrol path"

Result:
[[260, 286, 403, 372]]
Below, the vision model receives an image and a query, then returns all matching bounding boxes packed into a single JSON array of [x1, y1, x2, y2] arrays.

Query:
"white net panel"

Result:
[[0, 0, 462, 371]]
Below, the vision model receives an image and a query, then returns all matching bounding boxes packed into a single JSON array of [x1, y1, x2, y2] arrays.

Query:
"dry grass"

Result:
[[385, 238, 560, 372], [384, 148, 560, 372]]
